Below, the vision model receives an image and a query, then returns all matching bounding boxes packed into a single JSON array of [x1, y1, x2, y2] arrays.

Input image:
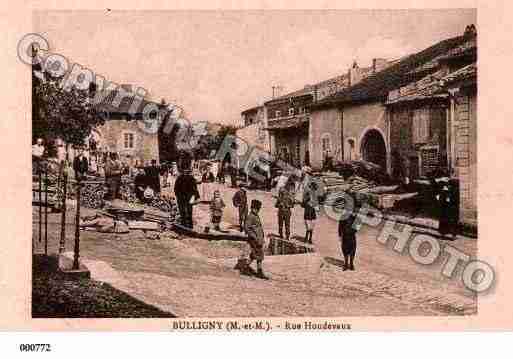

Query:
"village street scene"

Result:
[[30, 10, 478, 318]]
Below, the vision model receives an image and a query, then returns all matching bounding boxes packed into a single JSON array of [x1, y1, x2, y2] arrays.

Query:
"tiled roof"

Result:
[[386, 62, 476, 105], [312, 35, 472, 108], [264, 64, 378, 105], [241, 105, 263, 115], [440, 62, 476, 86], [439, 38, 477, 61], [93, 90, 157, 115], [265, 88, 314, 104], [386, 69, 447, 105], [386, 90, 447, 105]]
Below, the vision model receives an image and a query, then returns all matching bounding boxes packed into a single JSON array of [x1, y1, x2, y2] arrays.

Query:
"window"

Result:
[[123, 132, 135, 149], [321, 133, 332, 155], [298, 107, 305, 114], [289, 108, 295, 116], [275, 110, 281, 118], [412, 109, 430, 144]]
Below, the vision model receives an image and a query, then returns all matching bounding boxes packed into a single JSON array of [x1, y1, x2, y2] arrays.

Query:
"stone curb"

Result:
[[172, 223, 248, 242]]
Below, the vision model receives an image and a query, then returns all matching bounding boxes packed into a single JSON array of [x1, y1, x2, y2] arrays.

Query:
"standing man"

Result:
[[304, 150, 311, 167], [232, 185, 248, 232], [217, 159, 226, 184], [55, 138, 66, 164], [229, 162, 238, 188], [174, 156, 200, 228], [145, 159, 161, 195], [104, 152, 123, 201], [73, 146, 89, 182], [243, 199, 268, 280], [32, 138, 45, 159], [32, 138, 45, 173], [276, 181, 295, 240]]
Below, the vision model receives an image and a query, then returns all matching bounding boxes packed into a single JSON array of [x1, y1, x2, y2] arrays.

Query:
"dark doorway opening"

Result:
[[361, 129, 387, 170]]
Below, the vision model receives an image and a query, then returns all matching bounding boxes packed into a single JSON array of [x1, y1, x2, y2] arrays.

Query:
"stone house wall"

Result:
[[452, 90, 477, 226], [98, 117, 159, 166], [308, 107, 342, 170]]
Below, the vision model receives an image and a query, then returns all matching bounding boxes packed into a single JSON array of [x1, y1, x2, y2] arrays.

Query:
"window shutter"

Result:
[[413, 109, 430, 144]]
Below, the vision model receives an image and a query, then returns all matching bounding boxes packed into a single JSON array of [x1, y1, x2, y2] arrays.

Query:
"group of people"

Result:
[[231, 172, 360, 276], [132, 159, 163, 203], [172, 159, 228, 229], [34, 137, 462, 277]]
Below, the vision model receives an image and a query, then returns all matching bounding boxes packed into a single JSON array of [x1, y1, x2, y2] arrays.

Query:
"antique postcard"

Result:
[[1, 1, 513, 341]]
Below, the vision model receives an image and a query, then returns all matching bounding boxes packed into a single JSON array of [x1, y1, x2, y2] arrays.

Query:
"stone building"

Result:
[[237, 105, 270, 152], [92, 85, 161, 167], [261, 59, 386, 167], [385, 32, 476, 180], [304, 60, 394, 169], [264, 89, 313, 166], [443, 63, 477, 227], [309, 30, 474, 172], [384, 28, 477, 227]]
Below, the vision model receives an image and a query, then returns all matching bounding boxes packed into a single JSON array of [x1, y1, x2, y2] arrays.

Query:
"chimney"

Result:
[[348, 61, 362, 86], [464, 24, 477, 38], [372, 58, 388, 73]]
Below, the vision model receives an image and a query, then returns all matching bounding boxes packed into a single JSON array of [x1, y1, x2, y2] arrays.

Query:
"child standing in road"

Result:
[[338, 209, 359, 271], [209, 190, 225, 231], [243, 199, 268, 280], [302, 181, 319, 244]]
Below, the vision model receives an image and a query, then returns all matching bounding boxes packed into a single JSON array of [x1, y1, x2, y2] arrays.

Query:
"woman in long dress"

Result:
[[437, 184, 458, 239]]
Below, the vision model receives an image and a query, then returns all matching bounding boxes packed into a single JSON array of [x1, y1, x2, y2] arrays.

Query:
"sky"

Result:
[[34, 9, 476, 125]]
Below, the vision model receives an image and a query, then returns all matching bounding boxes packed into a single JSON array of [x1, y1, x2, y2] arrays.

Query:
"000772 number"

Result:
[[19, 344, 51, 352]]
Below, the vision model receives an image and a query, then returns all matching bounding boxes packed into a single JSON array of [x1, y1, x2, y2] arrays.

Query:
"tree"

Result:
[[33, 77, 103, 147]]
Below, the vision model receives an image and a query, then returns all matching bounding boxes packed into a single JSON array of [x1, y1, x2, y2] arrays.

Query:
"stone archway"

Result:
[[360, 129, 387, 171]]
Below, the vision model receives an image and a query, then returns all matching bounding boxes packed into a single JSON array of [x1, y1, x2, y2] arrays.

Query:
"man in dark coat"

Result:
[[104, 152, 123, 200], [73, 147, 89, 182], [276, 182, 295, 240], [232, 186, 248, 232], [174, 158, 200, 228]]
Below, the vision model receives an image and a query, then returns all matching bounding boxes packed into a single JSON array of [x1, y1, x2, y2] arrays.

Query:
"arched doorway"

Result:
[[360, 129, 387, 171]]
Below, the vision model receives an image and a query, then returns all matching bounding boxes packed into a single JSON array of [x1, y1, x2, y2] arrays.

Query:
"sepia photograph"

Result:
[[25, 8, 483, 321]]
